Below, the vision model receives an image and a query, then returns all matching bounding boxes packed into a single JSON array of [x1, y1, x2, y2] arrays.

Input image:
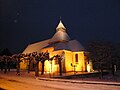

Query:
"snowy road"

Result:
[[0, 73, 120, 90]]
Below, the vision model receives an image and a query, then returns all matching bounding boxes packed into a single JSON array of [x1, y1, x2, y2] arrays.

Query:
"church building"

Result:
[[21, 20, 93, 73]]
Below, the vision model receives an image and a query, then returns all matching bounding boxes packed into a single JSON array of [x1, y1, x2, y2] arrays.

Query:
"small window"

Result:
[[75, 54, 78, 62]]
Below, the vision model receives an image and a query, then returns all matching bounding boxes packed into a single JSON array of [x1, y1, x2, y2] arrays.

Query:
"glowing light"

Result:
[[87, 64, 91, 72]]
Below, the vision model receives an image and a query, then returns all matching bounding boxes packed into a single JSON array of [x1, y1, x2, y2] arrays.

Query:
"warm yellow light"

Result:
[[21, 48, 93, 73], [87, 64, 91, 72], [44, 60, 57, 73]]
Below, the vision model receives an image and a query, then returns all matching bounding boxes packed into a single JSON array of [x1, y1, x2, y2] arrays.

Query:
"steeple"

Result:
[[56, 20, 66, 32], [49, 20, 70, 43]]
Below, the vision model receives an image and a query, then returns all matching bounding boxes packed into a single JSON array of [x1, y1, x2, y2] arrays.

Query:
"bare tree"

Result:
[[87, 41, 115, 78], [32, 52, 40, 77], [31, 51, 49, 76], [40, 51, 49, 75], [23, 53, 33, 74], [54, 52, 65, 76], [12, 54, 23, 75], [0, 56, 4, 71], [3, 55, 7, 74]]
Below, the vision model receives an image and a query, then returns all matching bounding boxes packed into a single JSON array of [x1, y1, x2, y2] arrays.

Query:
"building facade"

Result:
[[20, 20, 93, 73]]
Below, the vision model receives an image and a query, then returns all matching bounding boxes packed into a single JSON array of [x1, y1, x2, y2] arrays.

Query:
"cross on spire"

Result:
[[60, 16, 62, 20]]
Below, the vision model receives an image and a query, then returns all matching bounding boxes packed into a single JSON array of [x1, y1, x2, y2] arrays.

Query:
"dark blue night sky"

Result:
[[0, 0, 120, 53]]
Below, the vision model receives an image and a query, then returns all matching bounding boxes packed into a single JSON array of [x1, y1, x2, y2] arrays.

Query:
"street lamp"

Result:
[[71, 63, 77, 74]]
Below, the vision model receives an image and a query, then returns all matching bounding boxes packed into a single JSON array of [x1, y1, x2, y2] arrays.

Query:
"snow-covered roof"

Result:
[[49, 20, 70, 43], [68, 40, 85, 51], [23, 20, 85, 53], [54, 42, 71, 51], [44, 40, 85, 52], [54, 40, 84, 51], [23, 39, 50, 54], [49, 30, 70, 43]]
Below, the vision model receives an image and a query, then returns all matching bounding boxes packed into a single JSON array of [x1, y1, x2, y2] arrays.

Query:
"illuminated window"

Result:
[[75, 54, 78, 62]]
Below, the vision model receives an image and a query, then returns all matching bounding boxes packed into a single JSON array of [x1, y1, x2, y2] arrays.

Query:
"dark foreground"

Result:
[[0, 71, 120, 90]]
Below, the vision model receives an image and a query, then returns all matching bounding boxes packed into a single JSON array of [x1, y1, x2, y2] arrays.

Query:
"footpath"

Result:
[[0, 70, 120, 86], [38, 77, 120, 86]]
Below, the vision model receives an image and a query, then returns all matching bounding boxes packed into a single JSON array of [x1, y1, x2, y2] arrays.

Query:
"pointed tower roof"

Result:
[[56, 20, 66, 32], [49, 20, 70, 43]]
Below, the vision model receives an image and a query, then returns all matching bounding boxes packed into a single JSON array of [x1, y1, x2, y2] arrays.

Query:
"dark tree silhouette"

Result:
[[12, 54, 23, 75], [6, 56, 12, 72], [40, 52, 49, 75], [27, 54, 32, 74], [32, 52, 40, 77], [3, 56, 7, 74], [0, 55, 15, 72], [0, 55, 11, 73], [0, 48, 13, 72], [0, 48, 12, 56], [0, 56, 4, 71], [54, 53, 64, 76], [32, 51, 49, 76], [23, 53, 33, 74], [87, 41, 115, 78]]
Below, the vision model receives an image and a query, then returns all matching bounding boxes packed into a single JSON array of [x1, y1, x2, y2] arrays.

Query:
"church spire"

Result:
[[49, 19, 70, 43], [56, 20, 66, 32]]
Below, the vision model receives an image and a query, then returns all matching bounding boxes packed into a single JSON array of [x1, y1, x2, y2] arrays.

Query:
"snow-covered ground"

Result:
[[0, 71, 120, 90]]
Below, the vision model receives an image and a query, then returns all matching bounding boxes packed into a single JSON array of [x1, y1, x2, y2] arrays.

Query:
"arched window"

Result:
[[75, 54, 78, 62]]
